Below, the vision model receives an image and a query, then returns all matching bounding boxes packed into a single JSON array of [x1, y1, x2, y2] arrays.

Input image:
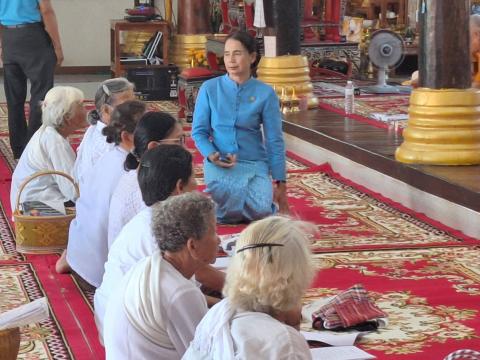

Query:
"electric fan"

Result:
[[362, 29, 411, 94]]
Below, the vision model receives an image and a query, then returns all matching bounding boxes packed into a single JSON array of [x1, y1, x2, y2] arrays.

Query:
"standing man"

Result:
[[0, 0, 63, 159]]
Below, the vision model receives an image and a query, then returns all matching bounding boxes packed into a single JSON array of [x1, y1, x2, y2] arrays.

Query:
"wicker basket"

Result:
[[13, 171, 79, 254], [0, 327, 20, 360]]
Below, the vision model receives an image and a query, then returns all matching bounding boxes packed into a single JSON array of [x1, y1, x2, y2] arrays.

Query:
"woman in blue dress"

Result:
[[192, 30, 288, 224]]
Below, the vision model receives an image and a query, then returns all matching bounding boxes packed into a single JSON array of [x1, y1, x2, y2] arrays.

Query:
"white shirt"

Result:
[[228, 312, 311, 360], [67, 146, 127, 288], [73, 122, 114, 191], [94, 207, 154, 337], [107, 169, 146, 248], [103, 252, 207, 360], [183, 298, 312, 360], [10, 126, 77, 213]]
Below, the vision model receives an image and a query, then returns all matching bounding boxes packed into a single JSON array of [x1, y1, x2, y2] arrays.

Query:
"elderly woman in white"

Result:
[[73, 77, 134, 190], [10, 86, 86, 213], [55, 100, 146, 288], [183, 216, 314, 360], [103, 192, 220, 360]]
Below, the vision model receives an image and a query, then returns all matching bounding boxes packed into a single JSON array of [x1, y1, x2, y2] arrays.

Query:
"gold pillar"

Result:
[[395, 88, 480, 165], [256, 55, 318, 109]]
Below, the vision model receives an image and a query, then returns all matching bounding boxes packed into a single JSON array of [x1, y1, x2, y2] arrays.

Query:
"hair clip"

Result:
[[102, 84, 111, 96], [236, 243, 284, 253]]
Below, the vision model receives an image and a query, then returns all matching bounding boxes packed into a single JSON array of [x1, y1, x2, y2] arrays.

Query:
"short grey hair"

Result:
[[41, 86, 84, 128], [88, 77, 134, 124], [151, 192, 216, 252]]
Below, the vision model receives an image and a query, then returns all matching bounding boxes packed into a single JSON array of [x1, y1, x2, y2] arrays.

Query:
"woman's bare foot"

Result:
[[55, 250, 71, 273]]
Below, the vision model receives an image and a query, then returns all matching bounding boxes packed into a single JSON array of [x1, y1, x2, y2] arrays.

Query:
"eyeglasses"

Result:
[[156, 134, 187, 146]]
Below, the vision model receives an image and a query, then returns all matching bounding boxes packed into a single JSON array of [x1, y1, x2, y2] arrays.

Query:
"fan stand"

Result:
[[361, 66, 412, 94]]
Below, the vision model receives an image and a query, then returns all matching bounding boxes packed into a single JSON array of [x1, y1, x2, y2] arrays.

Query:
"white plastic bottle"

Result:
[[345, 80, 355, 115]]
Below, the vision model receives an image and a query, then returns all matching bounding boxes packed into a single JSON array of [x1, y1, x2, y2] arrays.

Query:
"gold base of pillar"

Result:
[[395, 88, 480, 165], [170, 34, 210, 71], [256, 55, 318, 109]]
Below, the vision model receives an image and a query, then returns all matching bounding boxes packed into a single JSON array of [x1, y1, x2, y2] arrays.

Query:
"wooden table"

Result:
[[110, 19, 170, 77]]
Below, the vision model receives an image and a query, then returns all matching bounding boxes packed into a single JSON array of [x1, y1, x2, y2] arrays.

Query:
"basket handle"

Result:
[[15, 170, 80, 213]]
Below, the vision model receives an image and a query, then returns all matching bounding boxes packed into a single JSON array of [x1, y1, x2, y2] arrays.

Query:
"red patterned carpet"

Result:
[[0, 204, 103, 359], [0, 101, 479, 359], [286, 166, 478, 252], [305, 247, 480, 359], [212, 164, 480, 253]]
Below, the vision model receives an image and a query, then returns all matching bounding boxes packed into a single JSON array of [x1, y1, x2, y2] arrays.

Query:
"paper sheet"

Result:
[[310, 346, 376, 360], [0, 297, 49, 330], [301, 330, 360, 346]]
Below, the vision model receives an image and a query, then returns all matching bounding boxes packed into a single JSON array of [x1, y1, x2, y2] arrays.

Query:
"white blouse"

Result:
[[183, 299, 312, 360], [107, 169, 146, 248], [67, 146, 127, 288], [103, 252, 207, 360], [95, 207, 154, 337], [10, 126, 77, 213], [73, 122, 114, 191], [227, 312, 312, 360]]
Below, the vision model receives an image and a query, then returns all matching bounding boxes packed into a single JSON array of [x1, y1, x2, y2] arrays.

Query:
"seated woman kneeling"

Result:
[[184, 216, 314, 359], [10, 86, 86, 213], [103, 192, 219, 360], [192, 31, 288, 224]]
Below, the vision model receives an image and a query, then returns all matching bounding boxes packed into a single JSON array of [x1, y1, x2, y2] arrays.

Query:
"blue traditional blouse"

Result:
[[192, 74, 286, 181]]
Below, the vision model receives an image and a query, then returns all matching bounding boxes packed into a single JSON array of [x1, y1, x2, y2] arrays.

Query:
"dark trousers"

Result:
[[2, 24, 56, 158]]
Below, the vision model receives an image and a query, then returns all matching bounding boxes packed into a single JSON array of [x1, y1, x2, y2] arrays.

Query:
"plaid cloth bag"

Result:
[[444, 349, 480, 360], [312, 284, 387, 330]]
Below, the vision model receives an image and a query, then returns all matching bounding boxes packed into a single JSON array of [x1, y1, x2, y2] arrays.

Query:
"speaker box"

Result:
[[126, 65, 179, 101]]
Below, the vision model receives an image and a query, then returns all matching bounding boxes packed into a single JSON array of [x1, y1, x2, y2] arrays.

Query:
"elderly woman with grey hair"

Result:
[[10, 86, 86, 214], [103, 191, 220, 360], [184, 216, 314, 360], [73, 77, 134, 189]]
